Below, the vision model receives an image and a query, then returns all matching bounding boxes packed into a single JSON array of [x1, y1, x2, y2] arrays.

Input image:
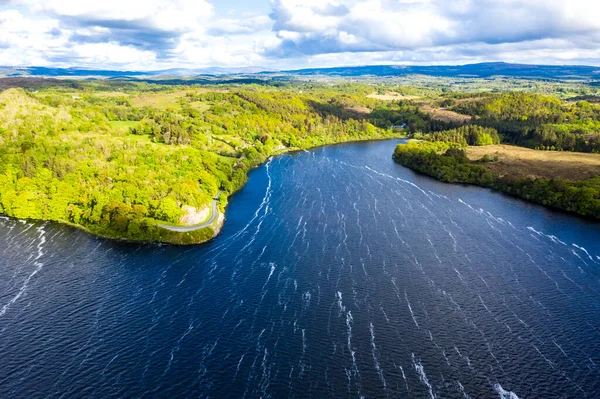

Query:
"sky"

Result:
[[1, 0, 600, 70]]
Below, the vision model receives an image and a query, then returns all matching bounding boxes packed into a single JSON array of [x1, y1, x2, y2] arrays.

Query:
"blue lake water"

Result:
[[0, 140, 599, 398]]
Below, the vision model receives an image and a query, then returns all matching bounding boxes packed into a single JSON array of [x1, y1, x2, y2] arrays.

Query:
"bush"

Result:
[[444, 148, 467, 159]]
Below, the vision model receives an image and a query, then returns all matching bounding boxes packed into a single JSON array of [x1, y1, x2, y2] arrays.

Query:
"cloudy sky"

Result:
[[1, 0, 600, 70]]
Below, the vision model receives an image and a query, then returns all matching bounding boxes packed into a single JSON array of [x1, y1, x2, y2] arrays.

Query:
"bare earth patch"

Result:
[[367, 92, 420, 101], [466, 145, 600, 181], [346, 105, 371, 115], [212, 213, 226, 237], [420, 104, 472, 123], [179, 205, 210, 226]]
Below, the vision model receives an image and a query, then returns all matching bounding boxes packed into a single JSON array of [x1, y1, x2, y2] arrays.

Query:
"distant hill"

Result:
[[1, 62, 600, 81], [1, 66, 147, 78], [282, 62, 600, 80], [0, 66, 273, 78]]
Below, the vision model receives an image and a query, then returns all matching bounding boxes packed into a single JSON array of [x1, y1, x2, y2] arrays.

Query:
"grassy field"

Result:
[[366, 92, 421, 101], [87, 91, 129, 97], [131, 91, 189, 109], [131, 88, 228, 109], [420, 104, 472, 123], [466, 145, 600, 181], [109, 120, 140, 132]]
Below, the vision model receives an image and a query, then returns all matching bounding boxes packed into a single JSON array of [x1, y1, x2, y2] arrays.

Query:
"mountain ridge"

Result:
[[281, 62, 600, 79], [1, 62, 599, 80]]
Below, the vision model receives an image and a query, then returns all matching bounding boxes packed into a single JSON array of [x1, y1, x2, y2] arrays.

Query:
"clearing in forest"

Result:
[[466, 145, 600, 181]]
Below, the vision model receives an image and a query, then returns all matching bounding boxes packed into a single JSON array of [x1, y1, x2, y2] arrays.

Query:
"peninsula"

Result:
[[392, 93, 600, 219], [0, 81, 400, 244]]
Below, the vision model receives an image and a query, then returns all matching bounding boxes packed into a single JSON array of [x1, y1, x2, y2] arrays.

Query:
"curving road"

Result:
[[157, 190, 223, 232]]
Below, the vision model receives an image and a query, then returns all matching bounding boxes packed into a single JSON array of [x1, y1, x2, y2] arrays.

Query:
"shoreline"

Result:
[[393, 143, 600, 223], [0, 135, 405, 246], [399, 164, 600, 223]]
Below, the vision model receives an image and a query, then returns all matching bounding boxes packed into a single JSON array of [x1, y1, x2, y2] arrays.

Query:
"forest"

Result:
[[1, 76, 600, 243], [446, 92, 600, 152], [0, 82, 406, 244]]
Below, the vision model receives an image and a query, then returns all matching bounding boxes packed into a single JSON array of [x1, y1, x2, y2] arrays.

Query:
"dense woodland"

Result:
[[446, 92, 600, 152], [0, 83, 403, 243], [416, 125, 501, 147]]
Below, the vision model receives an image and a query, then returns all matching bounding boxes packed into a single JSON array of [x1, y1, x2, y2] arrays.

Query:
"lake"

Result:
[[0, 139, 599, 398]]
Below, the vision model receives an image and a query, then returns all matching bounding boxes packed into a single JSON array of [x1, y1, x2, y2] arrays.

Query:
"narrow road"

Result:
[[157, 190, 223, 232]]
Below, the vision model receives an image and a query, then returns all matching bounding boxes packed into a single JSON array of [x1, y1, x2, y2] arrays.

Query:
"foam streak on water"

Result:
[[0, 224, 46, 318]]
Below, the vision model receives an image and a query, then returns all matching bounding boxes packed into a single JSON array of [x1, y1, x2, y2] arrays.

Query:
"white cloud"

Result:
[[208, 15, 272, 35], [1, 0, 600, 69], [265, 0, 600, 63], [16, 0, 214, 31], [69, 42, 156, 66], [0, 9, 66, 66]]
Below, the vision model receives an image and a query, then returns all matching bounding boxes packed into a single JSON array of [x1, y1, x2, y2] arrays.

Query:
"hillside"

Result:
[[0, 84, 401, 244], [2, 77, 600, 243]]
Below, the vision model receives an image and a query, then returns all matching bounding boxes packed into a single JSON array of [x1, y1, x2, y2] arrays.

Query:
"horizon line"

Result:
[[3, 61, 600, 74]]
